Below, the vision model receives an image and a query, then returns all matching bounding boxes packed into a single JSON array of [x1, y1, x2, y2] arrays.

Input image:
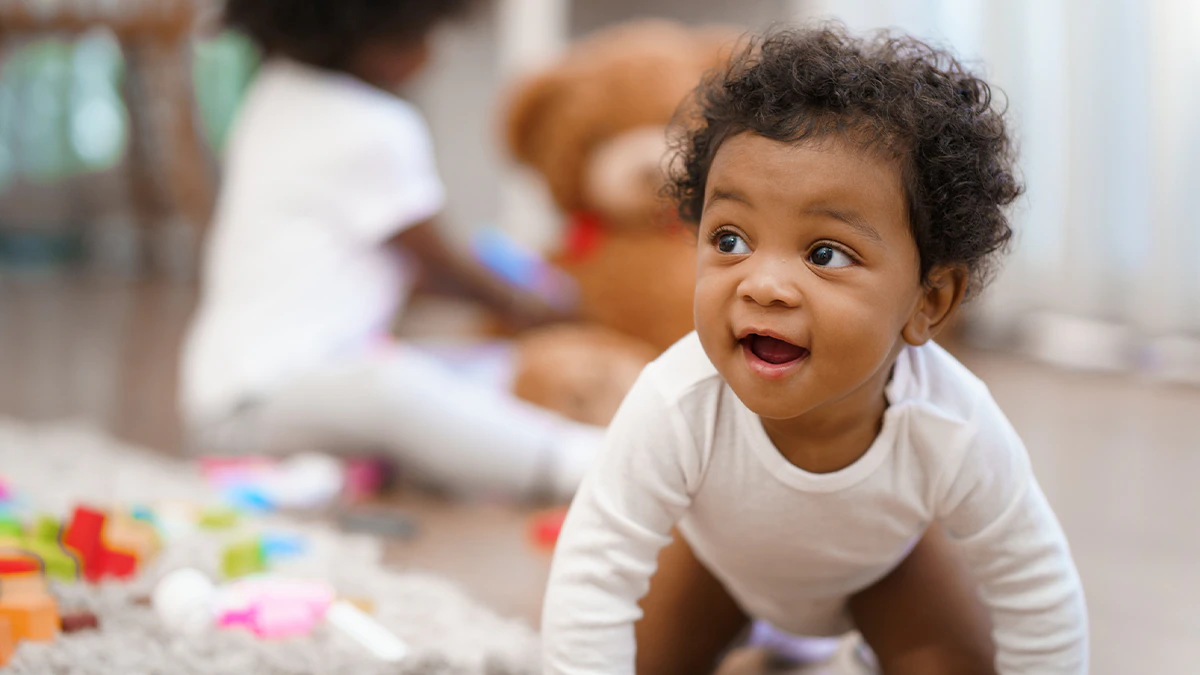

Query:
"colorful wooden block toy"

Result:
[[0, 571, 60, 647], [63, 505, 160, 582], [0, 616, 14, 668]]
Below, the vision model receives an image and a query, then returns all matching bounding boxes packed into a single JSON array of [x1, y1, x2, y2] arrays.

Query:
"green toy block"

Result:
[[29, 516, 60, 543], [221, 538, 266, 580], [20, 540, 78, 582], [0, 518, 20, 540], [199, 507, 240, 531]]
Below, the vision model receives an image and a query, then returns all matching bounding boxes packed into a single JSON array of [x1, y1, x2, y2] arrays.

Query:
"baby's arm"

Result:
[[390, 221, 574, 329], [936, 403, 1088, 673], [542, 370, 701, 674]]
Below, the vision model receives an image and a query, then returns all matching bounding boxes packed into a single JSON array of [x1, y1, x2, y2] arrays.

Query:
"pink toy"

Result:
[[200, 457, 278, 490], [342, 458, 393, 503], [215, 578, 335, 639]]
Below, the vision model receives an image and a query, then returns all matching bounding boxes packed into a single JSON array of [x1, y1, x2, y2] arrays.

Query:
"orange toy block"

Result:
[[0, 572, 48, 599], [0, 616, 14, 667], [0, 592, 59, 642]]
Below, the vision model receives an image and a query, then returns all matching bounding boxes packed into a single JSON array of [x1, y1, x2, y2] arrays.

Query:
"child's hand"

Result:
[[501, 286, 579, 331]]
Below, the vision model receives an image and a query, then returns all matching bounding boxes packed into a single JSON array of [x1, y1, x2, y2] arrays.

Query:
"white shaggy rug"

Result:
[[0, 419, 540, 674]]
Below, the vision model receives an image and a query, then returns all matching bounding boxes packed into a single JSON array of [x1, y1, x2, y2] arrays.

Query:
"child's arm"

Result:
[[542, 369, 702, 674], [390, 220, 574, 329], [936, 404, 1089, 674]]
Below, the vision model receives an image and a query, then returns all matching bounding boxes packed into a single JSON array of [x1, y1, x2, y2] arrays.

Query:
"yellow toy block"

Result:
[[103, 513, 161, 563]]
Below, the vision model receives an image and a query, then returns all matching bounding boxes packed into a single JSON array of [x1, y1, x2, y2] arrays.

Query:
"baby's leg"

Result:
[[635, 530, 750, 675], [249, 344, 604, 501], [848, 524, 996, 675]]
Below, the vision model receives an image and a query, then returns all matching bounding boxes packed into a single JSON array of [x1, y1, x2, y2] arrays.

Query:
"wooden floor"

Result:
[[1, 276, 1197, 674]]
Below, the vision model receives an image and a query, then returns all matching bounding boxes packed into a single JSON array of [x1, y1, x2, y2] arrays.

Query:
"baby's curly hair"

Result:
[[669, 26, 1022, 293], [223, 0, 475, 71]]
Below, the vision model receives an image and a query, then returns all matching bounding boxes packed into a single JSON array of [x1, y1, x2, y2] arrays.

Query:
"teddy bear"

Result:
[[503, 19, 739, 354]]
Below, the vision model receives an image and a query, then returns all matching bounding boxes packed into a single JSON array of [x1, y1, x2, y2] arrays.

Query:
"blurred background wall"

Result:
[[1, 0, 1197, 382]]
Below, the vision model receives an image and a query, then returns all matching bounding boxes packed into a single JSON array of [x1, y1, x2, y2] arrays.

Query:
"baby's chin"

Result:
[[723, 373, 814, 421]]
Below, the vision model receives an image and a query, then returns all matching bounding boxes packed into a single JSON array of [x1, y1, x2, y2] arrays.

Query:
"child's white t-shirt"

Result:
[[181, 59, 445, 426], [543, 332, 1088, 674]]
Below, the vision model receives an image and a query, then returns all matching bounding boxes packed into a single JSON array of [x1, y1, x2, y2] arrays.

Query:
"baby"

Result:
[[542, 27, 1088, 674]]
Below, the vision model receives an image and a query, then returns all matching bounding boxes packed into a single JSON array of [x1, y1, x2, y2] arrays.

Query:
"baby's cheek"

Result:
[[692, 277, 728, 331], [819, 298, 898, 368]]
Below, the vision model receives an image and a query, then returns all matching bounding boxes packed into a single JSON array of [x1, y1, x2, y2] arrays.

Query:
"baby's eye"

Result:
[[715, 232, 751, 255], [809, 246, 853, 268]]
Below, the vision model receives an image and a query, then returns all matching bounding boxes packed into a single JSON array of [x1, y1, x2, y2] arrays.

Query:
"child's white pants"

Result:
[[188, 342, 603, 501]]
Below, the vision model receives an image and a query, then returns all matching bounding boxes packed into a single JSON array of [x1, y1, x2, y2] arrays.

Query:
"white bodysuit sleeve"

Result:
[[326, 103, 445, 244], [542, 369, 702, 674], [936, 400, 1089, 674]]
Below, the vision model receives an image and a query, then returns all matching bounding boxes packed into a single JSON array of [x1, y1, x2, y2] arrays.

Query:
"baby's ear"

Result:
[[902, 265, 968, 346]]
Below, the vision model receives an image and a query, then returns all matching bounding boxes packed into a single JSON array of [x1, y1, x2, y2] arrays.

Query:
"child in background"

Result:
[[180, 0, 602, 501], [543, 28, 1088, 674]]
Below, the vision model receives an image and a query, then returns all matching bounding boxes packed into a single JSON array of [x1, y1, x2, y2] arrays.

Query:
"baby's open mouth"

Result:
[[741, 334, 809, 365]]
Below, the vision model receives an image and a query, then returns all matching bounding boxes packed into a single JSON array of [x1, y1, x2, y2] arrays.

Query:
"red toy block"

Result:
[[529, 508, 569, 550], [0, 556, 39, 575], [63, 506, 107, 582], [102, 550, 138, 580]]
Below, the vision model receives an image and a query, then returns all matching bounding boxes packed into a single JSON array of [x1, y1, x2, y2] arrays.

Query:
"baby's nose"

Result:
[[739, 257, 803, 308]]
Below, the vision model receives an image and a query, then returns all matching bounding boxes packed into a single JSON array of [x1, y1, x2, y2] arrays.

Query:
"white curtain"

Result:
[[793, 0, 1200, 379]]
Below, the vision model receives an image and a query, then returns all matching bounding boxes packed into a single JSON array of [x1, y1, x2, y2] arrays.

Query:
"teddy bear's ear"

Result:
[[503, 70, 565, 165], [693, 24, 749, 70]]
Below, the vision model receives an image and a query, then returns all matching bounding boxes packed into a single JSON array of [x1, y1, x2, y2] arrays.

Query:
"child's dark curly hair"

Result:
[[223, 0, 476, 71], [669, 26, 1022, 293]]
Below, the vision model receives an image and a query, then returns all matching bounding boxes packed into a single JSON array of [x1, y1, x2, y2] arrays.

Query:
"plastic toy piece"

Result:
[[0, 595, 60, 642], [61, 506, 159, 582], [342, 458, 394, 503], [60, 610, 99, 633], [152, 568, 218, 636], [198, 507, 240, 530], [472, 228, 580, 311], [104, 513, 160, 569], [0, 517, 20, 539], [259, 532, 306, 562], [221, 538, 267, 580], [19, 540, 79, 582], [30, 516, 61, 542], [326, 600, 409, 662], [0, 573, 59, 643], [63, 506, 107, 582], [0, 572, 47, 599], [0, 616, 13, 667], [217, 584, 331, 640], [0, 553, 40, 576], [529, 508, 569, 550]]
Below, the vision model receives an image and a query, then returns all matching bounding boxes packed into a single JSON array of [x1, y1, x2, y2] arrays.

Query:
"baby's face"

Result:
[[694, 132, 923, 423]]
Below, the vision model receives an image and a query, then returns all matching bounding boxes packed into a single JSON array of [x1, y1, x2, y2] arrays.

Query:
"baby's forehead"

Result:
[[705, 133, 907, 205]]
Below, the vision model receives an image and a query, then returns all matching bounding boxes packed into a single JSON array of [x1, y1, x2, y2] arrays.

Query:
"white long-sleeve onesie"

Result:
[[543, 333, 1088, 674]]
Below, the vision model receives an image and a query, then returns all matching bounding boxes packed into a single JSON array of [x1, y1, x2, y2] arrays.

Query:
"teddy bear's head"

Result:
[[504, 20, 738, 232]]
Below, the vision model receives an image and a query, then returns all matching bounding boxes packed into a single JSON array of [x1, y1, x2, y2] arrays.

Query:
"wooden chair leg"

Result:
[[119, 40, 169, 275]]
